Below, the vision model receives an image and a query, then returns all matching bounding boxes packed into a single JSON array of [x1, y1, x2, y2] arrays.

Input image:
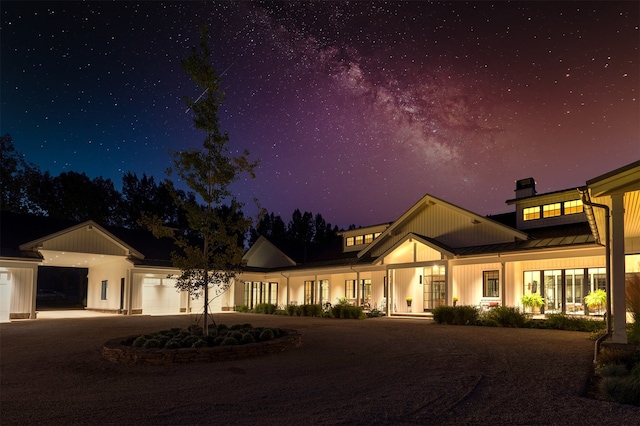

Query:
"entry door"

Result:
[[423, 266, 446, 311]]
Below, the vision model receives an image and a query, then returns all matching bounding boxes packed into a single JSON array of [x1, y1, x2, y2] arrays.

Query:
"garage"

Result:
[[141, 277, 181, 315]]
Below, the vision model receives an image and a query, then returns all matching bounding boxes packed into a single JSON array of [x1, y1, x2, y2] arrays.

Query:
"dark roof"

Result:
[[265, 237, 357, 266], [0, 211, 174, 266], [486, 212, 516, 228]]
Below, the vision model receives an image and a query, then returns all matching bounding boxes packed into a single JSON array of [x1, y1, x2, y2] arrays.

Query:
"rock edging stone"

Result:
[[102, 329, 302, 365]]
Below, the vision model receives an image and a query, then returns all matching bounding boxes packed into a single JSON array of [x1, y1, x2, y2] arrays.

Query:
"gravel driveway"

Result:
[[1, 313, 639, 425]]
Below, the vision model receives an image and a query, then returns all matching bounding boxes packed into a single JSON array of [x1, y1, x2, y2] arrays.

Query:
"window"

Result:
[[304, 281, 315, 304], [345, 280, 356, 299], [523, 206, 540, 221], [101, 280, 108, 300], [243, 282, 278, 308], [355, 235, 364, 245], [364, 234, 374, 244], [346, 237, 355, 247], [482, 271, 499, 298], [564, 199, 583, 215], [542, 203, 561, 218]]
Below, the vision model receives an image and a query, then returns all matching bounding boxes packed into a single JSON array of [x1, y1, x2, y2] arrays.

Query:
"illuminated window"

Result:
[[564, 199, 583, 215], [543, 203, 561, 218], [345, 280, 356, 299], [101, 280, 108, 300], [304, 281, 315, 304], [355, 235, 364, 245], [346, 237, 355, 247], [523, 206, 541, 221], [483, 271, 499, 298], [364, 234, 374, 244], [243, 282, 278, 308], [374, 232, 381, 238]]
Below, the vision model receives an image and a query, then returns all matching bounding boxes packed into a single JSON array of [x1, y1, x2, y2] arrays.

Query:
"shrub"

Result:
[[143, 339, 161, 348], [220, 337, 239, 346], [453, 305, 479, 325], [259, 328, 275, 341], [286, 304, 300, 316], [544, 313, 605, 332], [254, 303, 277, 314], [366, 308, 385, 318], [482, 306, 527, 328], [432, 305, 455, 324], [235, 304, 249, 313], [599, 362, 640, 406], [300, 304, 323, 317], [240, 333, 256, 344], [331, 304, 364, 319], [132, 336, 147, 347]]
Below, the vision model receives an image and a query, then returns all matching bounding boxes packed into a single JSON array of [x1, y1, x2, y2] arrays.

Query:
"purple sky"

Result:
[[2, 1, 638, 229]]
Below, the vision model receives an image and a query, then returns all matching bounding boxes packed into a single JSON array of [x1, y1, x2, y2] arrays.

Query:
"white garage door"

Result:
[[142, 278, 181, 315], [189, 284, 223, 313]]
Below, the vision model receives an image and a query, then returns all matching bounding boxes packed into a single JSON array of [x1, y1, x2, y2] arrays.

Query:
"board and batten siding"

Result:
[[371, 203, 520, 258], [452, 263, 502, 306], [40, 226, 128, 256], [2, 265, 37, 318]]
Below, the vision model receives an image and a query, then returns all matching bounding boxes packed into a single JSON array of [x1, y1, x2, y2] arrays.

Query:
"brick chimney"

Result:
[[515, 178, 536, 199]]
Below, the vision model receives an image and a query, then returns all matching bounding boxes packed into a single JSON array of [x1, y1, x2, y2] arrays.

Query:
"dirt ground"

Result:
[[1, 312, 639, 425]]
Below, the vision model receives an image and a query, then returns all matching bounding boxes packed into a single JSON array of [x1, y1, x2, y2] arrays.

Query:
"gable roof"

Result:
[[0, 212, 175, 266], [357, 193, 529, 259]]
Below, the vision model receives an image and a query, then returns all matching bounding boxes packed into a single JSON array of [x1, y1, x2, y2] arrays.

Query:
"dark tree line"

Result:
[[248, 208, 341, 246], [2, 134, 347, 245], [1, 134, 200, 231]]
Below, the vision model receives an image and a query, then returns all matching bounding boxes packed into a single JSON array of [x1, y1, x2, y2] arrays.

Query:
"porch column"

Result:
[[611, 193, 627, 343]]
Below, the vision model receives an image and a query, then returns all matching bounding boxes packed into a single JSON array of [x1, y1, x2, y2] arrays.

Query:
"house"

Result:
[[1, 161, 638, 344]]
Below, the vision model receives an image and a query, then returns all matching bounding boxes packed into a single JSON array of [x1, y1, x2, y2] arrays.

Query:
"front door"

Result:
[[423, 265, 446, 311]]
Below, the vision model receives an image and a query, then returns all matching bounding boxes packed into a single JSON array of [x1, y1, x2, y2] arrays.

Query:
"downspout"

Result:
[[281, 272, 290, 306], [578, 188, 611, 362]]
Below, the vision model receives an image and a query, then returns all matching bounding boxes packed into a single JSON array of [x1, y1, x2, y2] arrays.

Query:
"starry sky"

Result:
[[2, 1, 638, 229]]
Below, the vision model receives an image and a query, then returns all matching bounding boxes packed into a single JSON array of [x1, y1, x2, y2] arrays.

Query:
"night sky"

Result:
[[2, 1, 638, 229]]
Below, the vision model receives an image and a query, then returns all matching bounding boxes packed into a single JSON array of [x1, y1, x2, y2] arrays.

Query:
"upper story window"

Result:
[[345, 231, 382, 247], [523, 206, 541, 221], [542, 203, 561, 218], [564, 199, 583, 215], [523, 199, 583, 221]]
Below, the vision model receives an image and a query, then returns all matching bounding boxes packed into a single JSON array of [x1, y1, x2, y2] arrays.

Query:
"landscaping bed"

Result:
[[102, 323, 302, 365]]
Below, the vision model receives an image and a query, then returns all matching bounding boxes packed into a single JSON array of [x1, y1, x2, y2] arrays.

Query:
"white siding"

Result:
[[87, 259, 130, 312], [452, 263, 502, 306], [41, 227, 128, 256], [1, 266, 36, 317], [372, 203, 520, 257]]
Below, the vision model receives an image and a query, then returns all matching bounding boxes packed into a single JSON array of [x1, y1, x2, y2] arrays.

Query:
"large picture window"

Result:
[[243, 281, 278, 308], [482, 271, 499, 297]]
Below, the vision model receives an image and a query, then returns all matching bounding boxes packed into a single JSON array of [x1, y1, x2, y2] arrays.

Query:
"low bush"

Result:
[[432, 305, 479, 325], [124, 323, 283, 349], [543, 313, 605, 332], [254, 303, 277, 314], [331, 303, 365, 319], [599, 362, 640, 406], [286, 304, 300, 316], [235, 305, 249, 313], [481, 306, 527, 328]]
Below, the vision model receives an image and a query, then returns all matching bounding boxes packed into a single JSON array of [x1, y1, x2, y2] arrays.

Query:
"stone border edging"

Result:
[[101, 329, 302, 365]]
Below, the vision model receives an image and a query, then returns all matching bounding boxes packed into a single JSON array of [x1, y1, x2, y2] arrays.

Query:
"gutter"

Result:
[[578, 188, 611, 362]]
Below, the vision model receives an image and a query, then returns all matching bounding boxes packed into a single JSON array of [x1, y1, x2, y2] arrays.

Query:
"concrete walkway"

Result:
[[1, 313, 638, 425]]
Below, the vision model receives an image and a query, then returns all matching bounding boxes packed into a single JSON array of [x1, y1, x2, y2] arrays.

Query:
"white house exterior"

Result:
[[1, 161, 638, 341]]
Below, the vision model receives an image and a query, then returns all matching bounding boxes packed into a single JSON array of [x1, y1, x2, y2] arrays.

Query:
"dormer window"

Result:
[[542, 203, 561, 218]]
